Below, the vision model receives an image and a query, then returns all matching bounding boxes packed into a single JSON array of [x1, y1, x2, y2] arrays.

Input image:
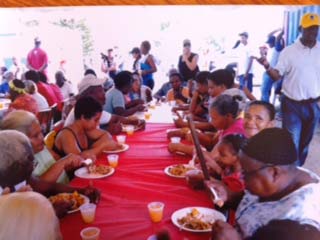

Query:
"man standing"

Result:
[[257, 13, 320, 165], [260, 28, 285, 102], [237, 32, 254, 92], [26, 37, 48, 74]]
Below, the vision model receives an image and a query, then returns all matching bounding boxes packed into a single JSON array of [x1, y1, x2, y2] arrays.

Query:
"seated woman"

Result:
[[1, 110, 82, 184], [168, 94, 246, 157], [7, 79, 39, 115], [207, 128, 320, 239], [244, 100, 275, 138], [104, 71, 145, 116], [0, 130, 100, 218], [0, 191, 62, 240], [166, 72, 189, 105], [128, 72, 152, 104], [54, 96, 120, 159]]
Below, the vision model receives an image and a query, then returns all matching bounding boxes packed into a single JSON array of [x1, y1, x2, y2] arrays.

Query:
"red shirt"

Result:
[[37, 82, 62, 110], [8, 94, 39, 115], [27, 48, 48, 73]]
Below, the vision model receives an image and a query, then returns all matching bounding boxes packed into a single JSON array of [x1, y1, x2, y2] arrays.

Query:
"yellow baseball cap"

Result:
[[300, 13, 320, 28]]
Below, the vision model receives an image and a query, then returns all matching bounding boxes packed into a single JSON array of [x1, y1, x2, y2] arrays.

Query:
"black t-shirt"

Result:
[[178, 52, 200, 82]]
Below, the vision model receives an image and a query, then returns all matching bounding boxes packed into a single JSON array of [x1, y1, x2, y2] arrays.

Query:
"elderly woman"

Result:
[[0, 192, 62, 240], [243, 100, 275, 138], [0, 130, 100, 217], [7, 79, 38, 115], [54, 96, 120, 159], [24, 79, 49, 111], [207, 128, 320, 239], [1, 110, 83, 183]]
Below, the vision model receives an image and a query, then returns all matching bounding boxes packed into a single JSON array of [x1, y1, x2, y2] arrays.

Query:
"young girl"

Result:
[[215, 134, 247, 192]]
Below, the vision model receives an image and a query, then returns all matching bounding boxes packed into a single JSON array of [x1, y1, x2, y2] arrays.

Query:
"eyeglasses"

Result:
[[241, 164, 275, 178], [183, 44, 191, 47]]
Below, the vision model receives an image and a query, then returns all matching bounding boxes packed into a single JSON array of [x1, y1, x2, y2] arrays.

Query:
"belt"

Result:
[[284, 95, 320, 104]]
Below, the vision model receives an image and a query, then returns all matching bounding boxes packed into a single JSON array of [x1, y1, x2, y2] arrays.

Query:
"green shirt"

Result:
[[33, 147, 69, 184]]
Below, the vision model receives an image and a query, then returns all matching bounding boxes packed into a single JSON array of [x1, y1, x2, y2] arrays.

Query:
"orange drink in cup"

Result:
[[80, 203, 96, 224], [80, 227, 100, 240], [107, 154, 119, 168], [125, 125, 134, 135], [147, 202, 165, 223], [144, 111, 152, 120]]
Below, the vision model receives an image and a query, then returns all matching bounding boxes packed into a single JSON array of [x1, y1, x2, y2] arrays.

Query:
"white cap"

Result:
[[77, 74, 104, 95]]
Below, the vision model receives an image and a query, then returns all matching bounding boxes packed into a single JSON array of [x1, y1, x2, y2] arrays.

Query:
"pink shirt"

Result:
[[219, 118, 246, 141], [27, 48, 48, 72]]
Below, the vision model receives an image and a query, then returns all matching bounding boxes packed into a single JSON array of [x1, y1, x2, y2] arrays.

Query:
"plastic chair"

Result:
[[44, 130, 57, 149], [37, 103, 57, 135]]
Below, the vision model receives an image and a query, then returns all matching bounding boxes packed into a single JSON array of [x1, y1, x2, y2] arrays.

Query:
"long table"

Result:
[[61, 119, 213, 240]]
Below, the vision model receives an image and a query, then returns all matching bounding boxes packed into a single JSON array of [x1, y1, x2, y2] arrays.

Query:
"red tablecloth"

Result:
[[61, 123, 213, 240]]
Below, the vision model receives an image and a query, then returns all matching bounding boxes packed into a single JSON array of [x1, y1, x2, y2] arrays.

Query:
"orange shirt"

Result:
[[166, 87, 189, 105]]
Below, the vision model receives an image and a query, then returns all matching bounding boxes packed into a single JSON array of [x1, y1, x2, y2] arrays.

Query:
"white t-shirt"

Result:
[[237, 43, 254, 75], [59, 81, 75, 100], [31, 92, 49, 111], [236, 168, 320, 238], [275, 40, 320, 101], [64, 108, 112, 126]]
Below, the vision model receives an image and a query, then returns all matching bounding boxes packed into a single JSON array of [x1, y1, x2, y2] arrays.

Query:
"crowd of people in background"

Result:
[[0, 12, 319, 240]]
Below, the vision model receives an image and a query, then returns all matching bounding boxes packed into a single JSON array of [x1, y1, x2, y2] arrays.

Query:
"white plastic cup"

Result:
[[80, 227, 100, 240], [80, 203, 97, 224], [107, 154, 119, 168], [125, 125, 134, 135], [147, 202, 165, 223], [116, 135, 126, 144], [170, 137, 181, 144]]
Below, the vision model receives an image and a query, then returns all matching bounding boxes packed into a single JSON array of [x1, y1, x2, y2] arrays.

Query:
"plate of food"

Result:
[[48, 191, 90, 214], [164, 164, 197, 178], [103, 144, 129, 154], [171, 207, 226, 232], [75, 165, 115, 179]]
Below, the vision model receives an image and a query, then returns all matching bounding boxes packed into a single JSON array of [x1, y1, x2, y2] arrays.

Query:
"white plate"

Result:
[[171, 207, 226, 233], [122, 124, 142, 132], [103, 144, 129, 154], [49, 193, 90, 214], [74, 166, 115, 179], [164, 164, 196, 178]]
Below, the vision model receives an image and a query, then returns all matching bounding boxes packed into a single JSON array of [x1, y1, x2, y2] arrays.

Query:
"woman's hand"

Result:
[[80, 152, 97, 162], [79, 186, 101, 204], [168, 143, 183, 153], [61, 153, 84, 171], [52, 201, 73, 219], [203, 151, 222, 175], [211, 220, 242, 240], [173, 117, 187, 128]]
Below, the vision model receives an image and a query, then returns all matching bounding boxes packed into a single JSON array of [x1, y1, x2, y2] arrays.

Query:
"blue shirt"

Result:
[[0, 82, 9, 94], [104, 87, 125, 114]]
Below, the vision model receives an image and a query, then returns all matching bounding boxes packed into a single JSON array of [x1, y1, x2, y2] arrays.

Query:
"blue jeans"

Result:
[[261, 72, 283, 103], [281, 95, 320, 166], [239, 73, 253, 92]]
